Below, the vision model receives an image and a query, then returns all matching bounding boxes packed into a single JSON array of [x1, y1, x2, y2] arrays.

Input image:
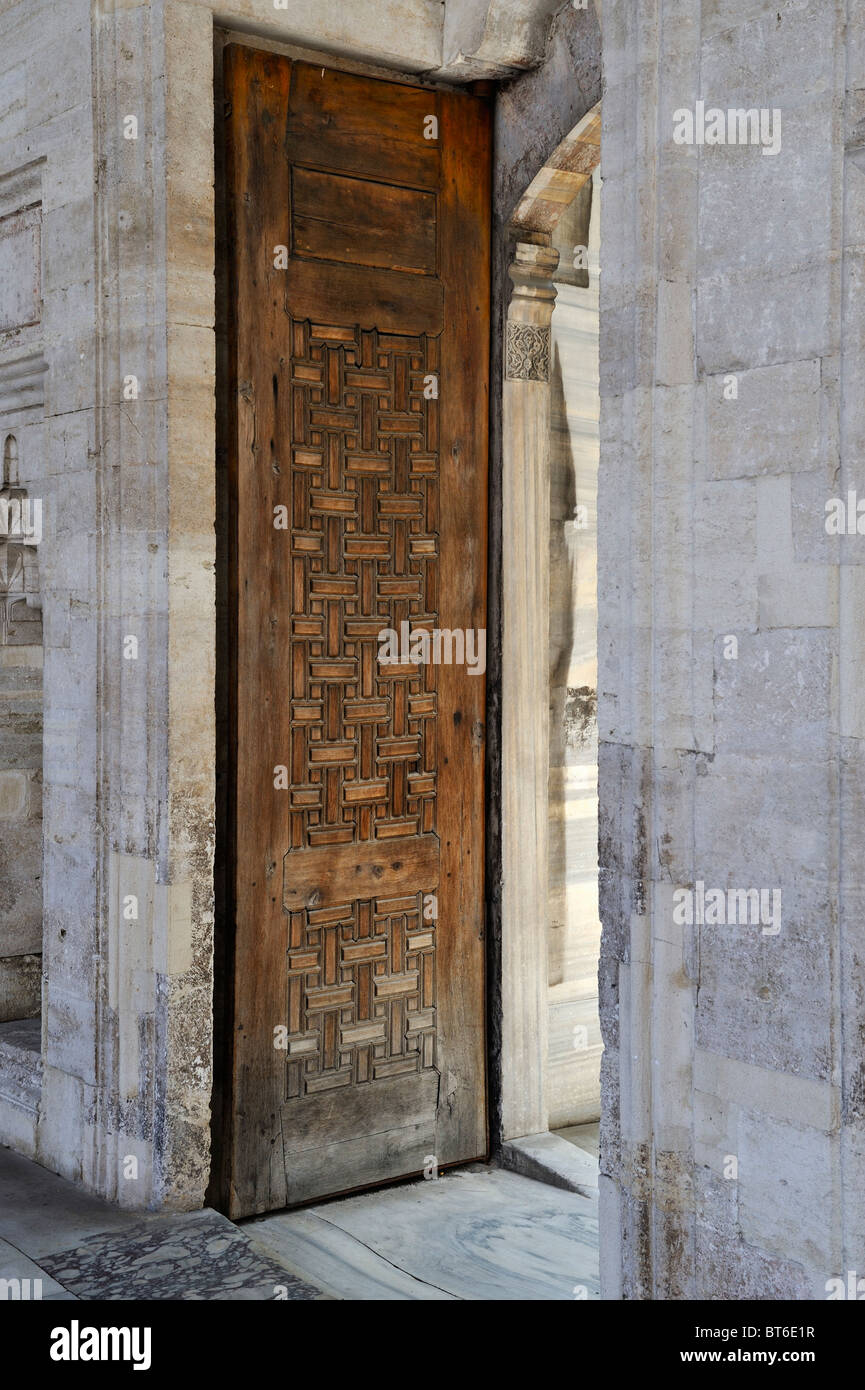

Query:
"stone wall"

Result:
[[0, 0, 94, 1162], [598, 0, 865, 1298]]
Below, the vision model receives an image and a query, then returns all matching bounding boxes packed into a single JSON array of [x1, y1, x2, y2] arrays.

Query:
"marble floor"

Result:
[[0, 1145, 323, 1301], [244, 1162, 599, 1300], [0, 1136, 599, 1301]]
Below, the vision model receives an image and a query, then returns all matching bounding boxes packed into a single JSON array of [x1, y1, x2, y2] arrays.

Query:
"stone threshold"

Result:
[[500, 1127, 599, 1198]]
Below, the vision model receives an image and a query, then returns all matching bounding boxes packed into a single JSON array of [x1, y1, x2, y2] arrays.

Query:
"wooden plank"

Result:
[[282, 1121, 436, 1208], [289, 62, 440, 189], [279, 1073, 438, 1206], [292, 167, 436, 275], [225, 41, 294, 1219], [283, 835, 439, 909], [282, 259, 443, 336], [282, 1070, 438, 1151], [433, 87, 492, 1168]]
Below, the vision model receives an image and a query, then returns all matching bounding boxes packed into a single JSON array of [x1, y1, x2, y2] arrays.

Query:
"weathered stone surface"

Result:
[[695, 1227, 815, 1300], [0, 956, 41, 1024], [599, 0, 864, 1303], [713, 627, 833, 757], [494, 3, 601, 222], [695, 925, 833, 1081], [706, 359, 822, 480], [693, 753, 832, 926], [739, 1114, 838, 1270]]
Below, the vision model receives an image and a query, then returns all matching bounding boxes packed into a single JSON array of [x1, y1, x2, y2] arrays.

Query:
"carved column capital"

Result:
[[506, 241, 559, 381]]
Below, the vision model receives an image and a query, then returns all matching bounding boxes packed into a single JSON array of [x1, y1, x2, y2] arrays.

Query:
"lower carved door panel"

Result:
[[224, 45, 491, 1216]]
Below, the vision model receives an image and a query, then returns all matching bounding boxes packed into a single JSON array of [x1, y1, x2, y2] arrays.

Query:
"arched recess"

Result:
[[500, 103, 601, 1146]]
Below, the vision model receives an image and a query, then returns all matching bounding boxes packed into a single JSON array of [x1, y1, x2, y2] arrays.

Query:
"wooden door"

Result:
[[224, 45, 490, 1217]]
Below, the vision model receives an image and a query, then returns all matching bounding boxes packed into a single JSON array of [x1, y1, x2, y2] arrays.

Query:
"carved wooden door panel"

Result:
[[224, 46, 490, 1217]]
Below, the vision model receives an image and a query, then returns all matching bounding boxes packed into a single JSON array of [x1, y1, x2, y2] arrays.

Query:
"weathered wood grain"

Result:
[[225, 43, 490, 1217]]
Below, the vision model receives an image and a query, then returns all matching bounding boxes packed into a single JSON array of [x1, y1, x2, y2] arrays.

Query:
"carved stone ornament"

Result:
[[506, 321, 551, 381]]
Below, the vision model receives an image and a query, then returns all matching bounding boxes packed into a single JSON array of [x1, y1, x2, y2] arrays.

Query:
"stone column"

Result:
[[501, 240, 558, 1140]]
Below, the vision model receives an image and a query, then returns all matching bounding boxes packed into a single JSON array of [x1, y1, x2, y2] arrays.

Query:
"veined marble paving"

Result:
[[38, 1211, 326, 1302]]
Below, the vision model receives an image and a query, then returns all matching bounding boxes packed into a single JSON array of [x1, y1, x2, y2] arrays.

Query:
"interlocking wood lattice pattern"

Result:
[[284, 318, 440, 1093], [287, 319, 439, 848], [285, 893, 436, 1095]]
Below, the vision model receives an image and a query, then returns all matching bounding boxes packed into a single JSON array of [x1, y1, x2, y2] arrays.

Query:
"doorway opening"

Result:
[[548, 164, 601, 1140], [498, 104, 601, 1177]]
